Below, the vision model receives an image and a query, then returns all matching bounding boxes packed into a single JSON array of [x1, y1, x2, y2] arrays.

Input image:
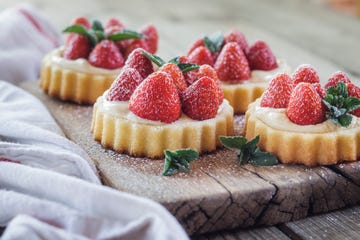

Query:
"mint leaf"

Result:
[[177, 63, 199, 73], [142, 50, 166, 67], [168, 56, 180, 64], [323, 82, 360, 127], [220, 135, 278, 166], [63, 25, 97, 46], [92, 20, 104, 32], [108, 30, 144, 41], [204, 31, 224, 53], [220, 136, 247, 149], [162, 149, 199, 176]]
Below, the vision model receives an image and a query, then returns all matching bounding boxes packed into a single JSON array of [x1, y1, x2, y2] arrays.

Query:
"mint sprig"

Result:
[[162, 149, 199, 176], [63, 24, 98, 47], [63, 20, 143, 47], [323, 82, 360, 127], [220, 135, 278, 166], [204, 31, 224, 53], [142, 51, 199, 73]]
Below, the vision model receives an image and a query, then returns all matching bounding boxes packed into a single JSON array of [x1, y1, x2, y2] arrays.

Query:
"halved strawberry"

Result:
[[312, 82, 326, 99], [286, 82, 325, 125], [140, 24, 158, 54], [347, 83, 360, 117], [72, 16, 91, 29], [125, 48, 154, 78], [107, 67, 143, 101], [187, 38, 205, 55], [159, 63, 187, 92], [63, 34, 91, 60], [179, 56, 198, 85], [224, 29, 249, 53], [88, 40, 124, 69], [214, 42, 250, 82], [260, 73, 293, 108], [324, 71, 352, 89], [182, 76, 220, 120], [124, 39, 150, 59], [105, 17, 125, 30], [246, 40, 278, 71], [293, 64, 320, 85], [129, 72, 181, 123], [197, 64, 223, 103], [188, 46, 214, 66]]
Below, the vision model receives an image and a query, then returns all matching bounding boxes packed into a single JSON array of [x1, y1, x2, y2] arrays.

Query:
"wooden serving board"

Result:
[[21, 82, 360, 235]]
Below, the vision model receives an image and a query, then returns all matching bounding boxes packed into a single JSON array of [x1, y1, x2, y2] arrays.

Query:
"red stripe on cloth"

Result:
[[18, 8, 59, 47], [0, 158, 21, 164]]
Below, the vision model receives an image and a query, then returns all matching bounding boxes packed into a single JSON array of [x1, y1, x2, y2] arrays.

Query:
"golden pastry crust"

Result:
[[91, 97, 234, 158], [39, 48, 119, 104], [243, 100, 360, 166], [222, 82, 267, 114]]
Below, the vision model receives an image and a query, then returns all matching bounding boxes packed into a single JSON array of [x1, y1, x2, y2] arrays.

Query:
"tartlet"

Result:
[[243, 66, 360, 166], [91, 51, 234, 158], [186, 30, 290, 113], [40, 17, 158, 104]]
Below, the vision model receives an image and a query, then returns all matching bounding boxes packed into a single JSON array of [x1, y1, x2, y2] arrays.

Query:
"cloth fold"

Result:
[[0, 4, 188, 240]]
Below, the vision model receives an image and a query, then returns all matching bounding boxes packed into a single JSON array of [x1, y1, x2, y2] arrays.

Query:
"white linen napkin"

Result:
[[0, 81, 188, 239], [0, 4, 61, 85]]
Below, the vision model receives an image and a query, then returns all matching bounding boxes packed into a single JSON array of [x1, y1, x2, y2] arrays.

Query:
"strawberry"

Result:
[[187, 38, 205, 55], [129, 72, 181, 123], [260, 73, 293, 108], [124, 39, 150, 59], [293, 64, 320, 85], [159, 63, 187, 92], [63, 34, 91, 60], [286, 82, 325, 125], [72, 16, 91, 29], [214, 42, 250, 82], [312, 82, 326, 99], [88, 40, 124, 69], [140, 24, 158, 54], [197, 64, 223, 103], [224, 29, 249, 53], [188, 46, 214, 66], [105, 18, 125, 30], [182, 77, 220, 120], [246, 40, 278, 71], [325, 71, 352, 89], [347, 83, 360, 117], [125, 48, 154, 78], [179, 56, 198, 85], [107, 67, 143, 101]]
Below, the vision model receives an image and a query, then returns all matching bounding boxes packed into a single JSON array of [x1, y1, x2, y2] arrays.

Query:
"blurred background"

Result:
[[0, 0, 359, 82]]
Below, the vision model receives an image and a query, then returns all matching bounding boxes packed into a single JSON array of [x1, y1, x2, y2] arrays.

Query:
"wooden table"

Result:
[[2, 0, 360, 239]]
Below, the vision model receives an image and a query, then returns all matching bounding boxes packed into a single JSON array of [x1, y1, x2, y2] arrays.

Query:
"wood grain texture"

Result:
[[21, 82, 360, 236], [192, 226, 290, 240], [282, 206, 360, 240]]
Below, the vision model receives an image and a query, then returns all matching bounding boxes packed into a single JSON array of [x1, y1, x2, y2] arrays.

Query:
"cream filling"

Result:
[[251, 99, 360, 133], [99, 90, 231, 126], [221, 59, 290, 86], [42, 46, 121, 75]]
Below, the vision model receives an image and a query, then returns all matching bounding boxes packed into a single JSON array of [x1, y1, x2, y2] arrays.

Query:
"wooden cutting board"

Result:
[[20, 82, 360, 235]]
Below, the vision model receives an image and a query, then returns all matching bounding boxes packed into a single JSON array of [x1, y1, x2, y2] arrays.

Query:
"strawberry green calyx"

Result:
[[323, 82, 360, 127], [142, 51, 199, 73], [204, 31, 224, 53]]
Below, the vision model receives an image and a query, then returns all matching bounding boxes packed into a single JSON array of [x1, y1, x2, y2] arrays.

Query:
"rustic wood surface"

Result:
[[2, 0, 359, 238], [21, 82, 360, 237]]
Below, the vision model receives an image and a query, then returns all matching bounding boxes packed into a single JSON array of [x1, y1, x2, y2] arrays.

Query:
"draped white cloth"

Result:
[[0, 4, 188, 240]]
